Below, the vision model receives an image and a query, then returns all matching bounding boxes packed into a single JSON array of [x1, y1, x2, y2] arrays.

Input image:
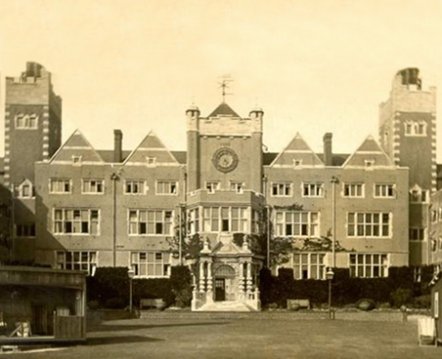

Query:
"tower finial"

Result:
[[218, 75, 233, 103]]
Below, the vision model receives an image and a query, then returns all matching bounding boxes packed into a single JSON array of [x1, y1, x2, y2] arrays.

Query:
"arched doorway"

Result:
[[214, 264, 235, 302]]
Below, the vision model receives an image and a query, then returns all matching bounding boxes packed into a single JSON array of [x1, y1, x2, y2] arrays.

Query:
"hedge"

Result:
[[259, 266, 434, 309], [87, 266, 190, 309]]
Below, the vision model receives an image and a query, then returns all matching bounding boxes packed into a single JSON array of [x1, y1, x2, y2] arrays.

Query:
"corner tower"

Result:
[[379, 68, 436, 265], [4, 62, 62, 188]]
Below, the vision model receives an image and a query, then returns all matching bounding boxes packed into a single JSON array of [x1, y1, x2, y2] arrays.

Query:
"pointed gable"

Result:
[[270, 133, 324, 167], [343, 135, 394, 168], [124, 131, 179, 166], [50, 130, 104, 163]]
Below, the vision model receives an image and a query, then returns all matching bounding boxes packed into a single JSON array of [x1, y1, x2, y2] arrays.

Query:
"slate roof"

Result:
[[208, 103, 240, 117], [97, 150, 131, 163]]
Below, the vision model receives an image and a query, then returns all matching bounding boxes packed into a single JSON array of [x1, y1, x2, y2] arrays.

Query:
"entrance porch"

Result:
[[191, 234, 262, 312]]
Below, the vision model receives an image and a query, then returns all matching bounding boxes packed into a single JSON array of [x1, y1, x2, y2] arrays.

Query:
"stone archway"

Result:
[[214, 264, 236, 301]]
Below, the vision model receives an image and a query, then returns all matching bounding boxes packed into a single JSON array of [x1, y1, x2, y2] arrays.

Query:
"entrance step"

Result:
[[196, 301, 255, 312]]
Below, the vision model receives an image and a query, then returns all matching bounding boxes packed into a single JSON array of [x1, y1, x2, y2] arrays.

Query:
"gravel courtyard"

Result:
[[3, 312, 440, 359]]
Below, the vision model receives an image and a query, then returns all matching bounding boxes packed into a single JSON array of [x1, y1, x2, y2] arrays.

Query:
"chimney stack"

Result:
[[323, 133, 333, 166], [114, 129, 123, 163]]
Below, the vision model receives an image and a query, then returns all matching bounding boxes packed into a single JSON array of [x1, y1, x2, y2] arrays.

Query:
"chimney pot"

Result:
[[114, 129, 123, 163], [323, 133, 333, 166]]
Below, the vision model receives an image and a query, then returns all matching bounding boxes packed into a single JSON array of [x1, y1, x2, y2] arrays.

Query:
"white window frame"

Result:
[[125, 180, 146, 195], [230, 181, 245, 193], [15, 113, 39, 129], [128, 209, 174, 236], [349, 253, 389, 278], [271, 182, 292, 197], [343, 183, 364, 198], [188, 207, 200, 235], [409, 227, 426, 241], [275, 210, 319, 237], [130, 251, 171, 278], [82, 179, 105, 194], [17, 179, 34, 198], [56, 250, 97, 274], [53, 208, 100, 235], [16, 223, 36, 237], [206, 181, 220, 194], [302, 182, 324, 198], [156, 181, 178, 195], [49, 179, 72, 194], [404, 120, 427, 137], [202, 206, 249, 233], [252, 209, 261, 234], [409, 187, 429, 204], [347, 212, 391, 238], [374, 184, 395, 198], [292, 252, 326, 280]]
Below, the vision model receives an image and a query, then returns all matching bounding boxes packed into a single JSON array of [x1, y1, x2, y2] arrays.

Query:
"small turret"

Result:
[[186, 104, 200, 119], [249, 107, 264, 120]]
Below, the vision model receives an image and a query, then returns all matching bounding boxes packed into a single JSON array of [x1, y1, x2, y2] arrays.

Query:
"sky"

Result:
[[1, 0, 442, 159]]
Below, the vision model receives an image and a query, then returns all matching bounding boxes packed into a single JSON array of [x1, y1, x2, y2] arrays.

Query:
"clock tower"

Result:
[[186, 102, 265, 311], [186, 102, 263, 194]]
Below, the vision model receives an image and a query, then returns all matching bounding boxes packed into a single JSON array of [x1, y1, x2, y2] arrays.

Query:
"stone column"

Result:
[[246, 261, 252, 294], [207, 262, 213, 292], [206, 262, 213, 303], [238, 262, 244, 293], [199, 261, 205, 292]]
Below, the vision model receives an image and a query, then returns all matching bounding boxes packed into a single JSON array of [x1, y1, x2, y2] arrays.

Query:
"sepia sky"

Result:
[[1, 0, 442, 159]]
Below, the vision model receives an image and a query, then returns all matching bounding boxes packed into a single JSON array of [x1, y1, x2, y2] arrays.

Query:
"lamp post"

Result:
[[326, 268, 335, 320], [128, 269, 135, 314]]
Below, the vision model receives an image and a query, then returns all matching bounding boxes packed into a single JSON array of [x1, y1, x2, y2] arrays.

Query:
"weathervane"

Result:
[[218, 75, 233, 103]]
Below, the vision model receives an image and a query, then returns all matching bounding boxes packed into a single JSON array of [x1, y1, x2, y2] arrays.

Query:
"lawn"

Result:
[[5, 313, 441, 359]]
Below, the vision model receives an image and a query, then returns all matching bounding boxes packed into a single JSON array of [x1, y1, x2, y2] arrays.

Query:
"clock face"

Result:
[[213, 147, 239, 173]]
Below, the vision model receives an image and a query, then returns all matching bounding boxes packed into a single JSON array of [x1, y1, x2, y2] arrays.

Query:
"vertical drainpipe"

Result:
[[10, 184, 15, 262], [180, 172, 187, 265], [111, 173, 119, 267], [263, 176, 270, 268]]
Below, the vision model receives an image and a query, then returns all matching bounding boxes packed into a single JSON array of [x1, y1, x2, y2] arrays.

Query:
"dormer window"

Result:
[[293, 159, 303, 168], [365, 160, 375, 169], [146, 156, 156, 166], [72, 155, 82, 165], [17, 179, 35, 198], [409, 185, 429, 203]]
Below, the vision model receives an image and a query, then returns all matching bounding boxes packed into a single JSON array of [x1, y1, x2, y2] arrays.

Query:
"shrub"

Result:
[[105, 297, 126, 309], [87, 267, 129, 307], [356, 298, 376, 311], [170, 265, 192, 307], [133, 278, 174, 307], [259, 267, 274, 306], [390, 288, 413, 308], [87, 300, 99, 310], [413, 294, 431, 309]]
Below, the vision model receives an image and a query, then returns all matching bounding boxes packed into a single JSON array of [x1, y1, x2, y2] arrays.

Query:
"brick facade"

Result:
[[2, 64, 440, 280]]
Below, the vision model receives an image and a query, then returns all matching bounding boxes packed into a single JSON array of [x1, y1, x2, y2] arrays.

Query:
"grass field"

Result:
[[4, 313, 441, 359]]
